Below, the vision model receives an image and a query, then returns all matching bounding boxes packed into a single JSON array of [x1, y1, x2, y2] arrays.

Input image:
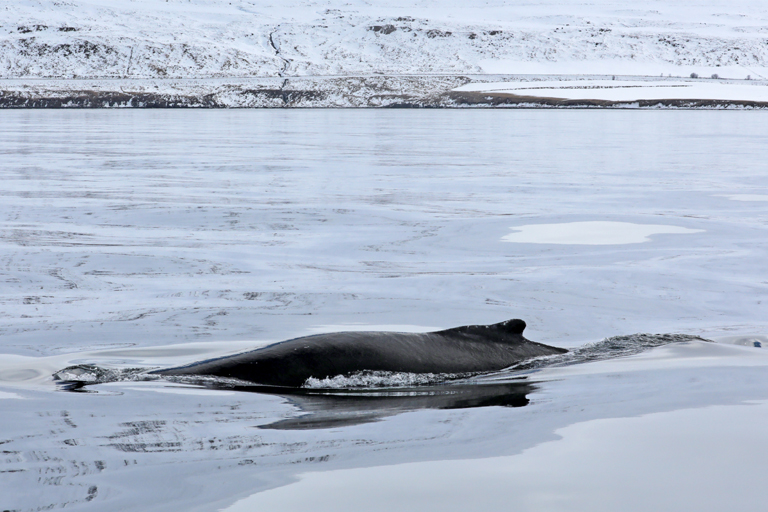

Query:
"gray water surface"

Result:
[[2, 110, 767, 355], [2, 110, 768, 511]]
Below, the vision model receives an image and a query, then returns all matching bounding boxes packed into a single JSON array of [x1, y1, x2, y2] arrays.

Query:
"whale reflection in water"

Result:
[[228, 379, 535, 430]]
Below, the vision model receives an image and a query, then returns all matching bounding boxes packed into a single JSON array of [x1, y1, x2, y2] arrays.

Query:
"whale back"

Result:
[[153, 318, 567, 387], [433, 318, 567, 359]]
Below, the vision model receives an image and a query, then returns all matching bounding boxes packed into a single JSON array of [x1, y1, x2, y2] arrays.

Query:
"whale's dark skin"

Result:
[[151, 319, 567, 387]]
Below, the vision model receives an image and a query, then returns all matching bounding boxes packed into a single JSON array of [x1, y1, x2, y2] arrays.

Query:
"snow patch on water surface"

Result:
[[502, 221, 704, 245]]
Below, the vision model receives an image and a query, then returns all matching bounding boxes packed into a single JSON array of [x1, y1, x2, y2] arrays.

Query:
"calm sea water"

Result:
[[2, 109, 767, 353], [2, 110, 768, 511]]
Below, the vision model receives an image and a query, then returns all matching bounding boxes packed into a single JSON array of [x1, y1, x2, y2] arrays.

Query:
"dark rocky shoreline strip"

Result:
[[3, 75, 767, 108]]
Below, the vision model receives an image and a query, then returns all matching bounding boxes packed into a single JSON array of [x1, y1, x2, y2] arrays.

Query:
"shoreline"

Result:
[[3, 74, 768, 109]]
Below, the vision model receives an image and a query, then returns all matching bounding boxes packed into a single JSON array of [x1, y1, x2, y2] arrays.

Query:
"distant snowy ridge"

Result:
[[4, 0, 768, 80], [3, 0, 768, 107]]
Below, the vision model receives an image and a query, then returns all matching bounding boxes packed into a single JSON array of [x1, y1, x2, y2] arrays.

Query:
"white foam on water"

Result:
[[502, 221, 703, 245], [303, 371, 460, 389]]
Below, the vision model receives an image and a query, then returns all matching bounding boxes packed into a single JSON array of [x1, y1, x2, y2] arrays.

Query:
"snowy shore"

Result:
[[4, 74, 768, 108], [4, 0, 768, 108]]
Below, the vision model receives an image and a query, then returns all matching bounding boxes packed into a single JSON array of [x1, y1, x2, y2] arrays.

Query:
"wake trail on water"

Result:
[[502, 333, 712, 374], [51, 333, 712, 391]]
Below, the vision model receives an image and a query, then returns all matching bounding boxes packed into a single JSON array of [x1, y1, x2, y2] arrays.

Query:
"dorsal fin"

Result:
[[435, 318, 527, 338], [492, 318, 526, 335]]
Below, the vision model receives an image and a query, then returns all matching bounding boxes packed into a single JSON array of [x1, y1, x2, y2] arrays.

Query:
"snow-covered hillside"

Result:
[[3, 0, 768, 106], [4, 0, 768, 79]]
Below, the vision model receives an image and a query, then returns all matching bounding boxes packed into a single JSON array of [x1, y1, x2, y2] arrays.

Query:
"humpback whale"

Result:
[[151, 318, 567, 387]]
